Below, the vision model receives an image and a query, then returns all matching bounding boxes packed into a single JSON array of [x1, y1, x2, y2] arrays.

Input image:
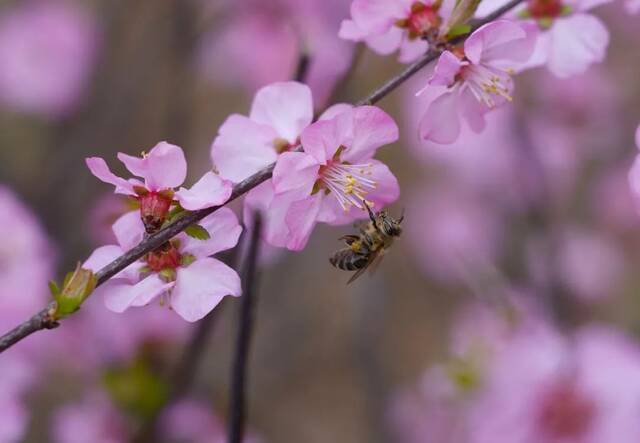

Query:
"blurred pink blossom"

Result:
[[197, 0, 353, 105], [0, 0, 98, 118], [339, 0, 454, 63], [417, 20, 537, 144], [84, 208, 242, 322], [53, 391, 128, 443], [477, 0, 612, 78]]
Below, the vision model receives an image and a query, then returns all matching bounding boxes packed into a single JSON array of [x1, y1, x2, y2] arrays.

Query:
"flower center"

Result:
[[459, 62, 514, 109], [317, 152, 377, 211], [527, 0, 564, 19], [537, 380, 596, 439], [396, 2, 442, 40], [137, 190, 174, 233], [145, 241, 181, 273], [273, 137, 297, 154]]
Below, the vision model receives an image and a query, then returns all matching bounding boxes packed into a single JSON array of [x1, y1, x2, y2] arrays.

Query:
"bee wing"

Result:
[[339, 234, 360, 246], [367, 248, 387, 276], [347, 248, 383, 284]]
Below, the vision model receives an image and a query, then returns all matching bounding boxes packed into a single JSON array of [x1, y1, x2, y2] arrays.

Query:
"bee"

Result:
[[329, 201, 404, 284]]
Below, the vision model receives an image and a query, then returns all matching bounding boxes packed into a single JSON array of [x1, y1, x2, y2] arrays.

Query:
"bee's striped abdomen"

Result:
[[330, 248, 368, 271]]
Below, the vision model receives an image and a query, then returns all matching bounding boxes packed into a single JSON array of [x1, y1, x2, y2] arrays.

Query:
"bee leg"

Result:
[[363, 200, 376, 223]]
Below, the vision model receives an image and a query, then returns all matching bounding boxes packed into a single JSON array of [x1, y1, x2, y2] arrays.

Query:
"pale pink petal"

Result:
[[636, 125, 640, 149], [419, 90, 462, 144], [179, 207, 242, 258], [117, 142, 187, 191], [83, 245, 124, 273], [546, 14, 609, 78], [459, 87, 490, 133], [625, 0, 640, 13], [464, 19, 531, 65], [273, 151, 321, 200], [144, 142, 188, 190], [318, 103, 353, 121], [339, 19, 368, 40], [175, 172, 232, 211], [628, 155, 640, 211], [103, 274, 173, 313], [244, 183, 298, 249], [428, 51, 463, 87], [171, 258, 241, 322], [300, 118, 347, 164], [350, 0, 408, 34], [112, 210, 144, 251], [285, 193, 323, 251], [210, 114, 279, 182], [342, 106, 399, 163], [365, 27, 404, 55], [572, 0, 614, 11], [85, 157, 135, 196], [398, 37, 429, 63], [249, 81, 313, 142]]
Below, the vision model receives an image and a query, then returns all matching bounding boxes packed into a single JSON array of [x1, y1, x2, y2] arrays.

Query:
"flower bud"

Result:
[[51, 263, 97, 318]]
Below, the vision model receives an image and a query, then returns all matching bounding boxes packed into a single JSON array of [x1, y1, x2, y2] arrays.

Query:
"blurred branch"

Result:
[[228, 214, 262, 443], [0, 0, 526, 354]]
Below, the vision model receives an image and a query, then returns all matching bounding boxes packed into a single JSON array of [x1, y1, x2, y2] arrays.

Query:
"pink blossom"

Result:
[[417, 20, 537, 144], [628, 125, 640, 213], [626, 0, 640, 13], [197, 0, 353, 105], [0, 355, 36, 443], [87, 141, 232, 232], [84, 208, 242, 322], [0, 186, 54, 332], [271, 105, 400, 250], [0, 1, 98, 118], [339, 0, 453, 63], [477, 0, 611, 78], [53, 391, 128, 443]]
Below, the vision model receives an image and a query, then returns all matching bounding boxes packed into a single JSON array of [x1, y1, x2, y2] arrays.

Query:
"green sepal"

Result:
[[184, 224, 210, 240], [159, 268, 177, 283], [446, 24, 471, 39], [53, 263, 97, 319], [180, 254, 196, 267], [518, 8, 532, 18], [48, 280, 61, 296], [561, 4, 573, 15]]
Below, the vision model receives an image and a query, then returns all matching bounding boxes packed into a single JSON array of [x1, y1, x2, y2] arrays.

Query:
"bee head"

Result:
[[379, 212, 403, 237]]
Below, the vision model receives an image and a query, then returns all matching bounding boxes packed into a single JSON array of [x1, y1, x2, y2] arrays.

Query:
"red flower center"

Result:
[[397, 2, 442, 40], [138, 191, 173, 233], [146, 242, 181, 272], [527, 0, 564, 18], [537, 380, 596, 439]]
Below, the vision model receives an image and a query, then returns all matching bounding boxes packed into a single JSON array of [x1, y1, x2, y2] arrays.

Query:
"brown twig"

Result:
[[227, 213, 262, 443], [0, 0, 526, 354]]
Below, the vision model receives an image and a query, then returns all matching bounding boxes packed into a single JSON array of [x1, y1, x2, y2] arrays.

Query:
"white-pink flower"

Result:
[[417, 20, 537, 144], [87, 141, 232, 232], [271, 105, 400, 250], [84, 208, 242, 322], [211, 81, 315, 248], [339, 0, 453, 63]]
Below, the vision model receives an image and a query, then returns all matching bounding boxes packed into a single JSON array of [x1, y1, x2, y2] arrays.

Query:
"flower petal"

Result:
[[272, 151, 320, 199], [464, 19, 533, 65], [118, 142, 187, 191], [249, 81, 313, 142], [171, 258, 241, 322], [85, 157, 136, 196], [112, 211, 144, 252], [428, 51, 464, 87], [398, 37, 428, 63], [210, 114, 279, 182], [83, 245, 124, 273], [244, 182, 298, 248], [103, 274, 173, 313], [175, 172, 232, 211], [350, 0, 408, 34], [546, 14, 609, 78], [342, 106, 399, 163], [419, 90, 462, 144], [284, 193, 323, 251], [179, 207, 242, 257]]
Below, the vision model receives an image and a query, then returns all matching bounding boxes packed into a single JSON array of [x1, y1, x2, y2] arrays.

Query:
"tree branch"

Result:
[[227, 214, 262, 443], [0, 0, 526, 354]]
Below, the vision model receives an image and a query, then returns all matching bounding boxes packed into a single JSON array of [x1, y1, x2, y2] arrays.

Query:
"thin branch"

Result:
[[0, 0, 526, 354], [227, 214, 262, 443]]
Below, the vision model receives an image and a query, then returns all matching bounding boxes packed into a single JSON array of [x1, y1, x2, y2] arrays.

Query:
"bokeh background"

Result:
[[1, 0, 640, 442]]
